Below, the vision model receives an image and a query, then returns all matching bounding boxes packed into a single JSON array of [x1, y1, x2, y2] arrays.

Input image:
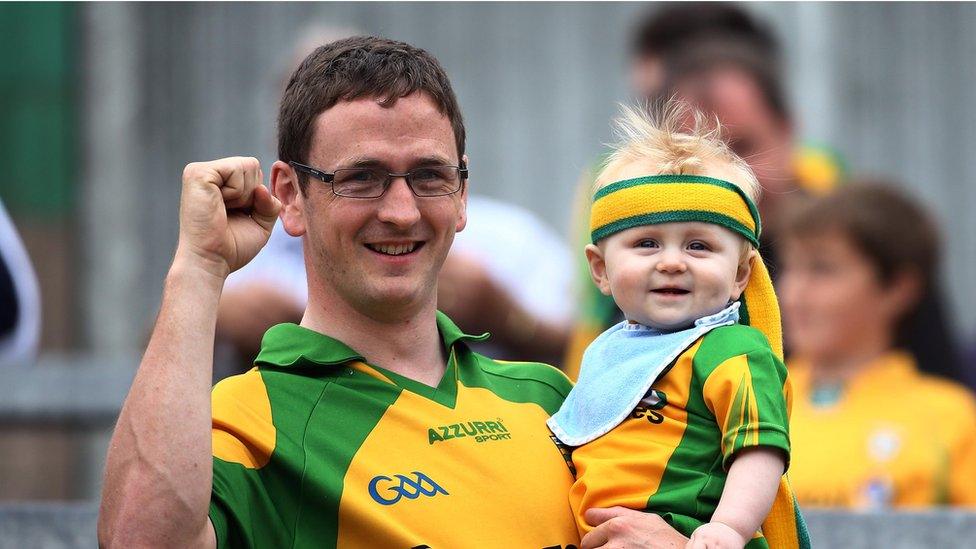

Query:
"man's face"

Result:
[[630, 54, 666, 102], [288, 93, 467, 317], [672, 66, 794, 194]]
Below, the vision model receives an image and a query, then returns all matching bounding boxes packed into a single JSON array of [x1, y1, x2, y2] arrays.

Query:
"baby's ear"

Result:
[[585, 244, 613, 296], [732, 248, 756, 300]]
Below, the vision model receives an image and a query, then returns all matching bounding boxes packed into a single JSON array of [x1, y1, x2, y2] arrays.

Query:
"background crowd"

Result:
[[2, 1, 976, 516]]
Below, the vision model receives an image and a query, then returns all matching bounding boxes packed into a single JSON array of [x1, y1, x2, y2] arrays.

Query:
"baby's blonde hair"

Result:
[[595, 100, 761, 203]]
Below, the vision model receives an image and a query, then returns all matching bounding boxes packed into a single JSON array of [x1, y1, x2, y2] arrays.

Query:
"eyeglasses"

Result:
[[289, 161, 468, 199]]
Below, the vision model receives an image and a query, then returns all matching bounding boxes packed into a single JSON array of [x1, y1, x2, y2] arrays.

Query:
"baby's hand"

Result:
[[686, 521, 747, 549]]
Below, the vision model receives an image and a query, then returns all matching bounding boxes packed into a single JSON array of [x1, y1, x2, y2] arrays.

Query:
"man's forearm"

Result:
[[99, 259, 223, 547]]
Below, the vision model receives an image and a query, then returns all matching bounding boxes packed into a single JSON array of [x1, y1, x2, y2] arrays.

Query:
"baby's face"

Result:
[[589, 222, 751, 330]]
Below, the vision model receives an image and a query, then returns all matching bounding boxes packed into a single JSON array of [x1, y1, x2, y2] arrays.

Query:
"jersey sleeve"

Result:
[[701, 345, 791, 470], [208, 369, 279, 547], [209, 460, 254, 548], [947, 390, 976, 506]]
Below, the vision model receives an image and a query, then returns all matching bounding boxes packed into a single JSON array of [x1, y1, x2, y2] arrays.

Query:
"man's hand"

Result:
[[581, 507, 689, 549], [178, 157, 281, 279], [686, 522, 746, 549]]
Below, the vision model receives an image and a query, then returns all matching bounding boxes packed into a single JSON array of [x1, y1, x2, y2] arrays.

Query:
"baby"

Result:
[[548, 103, 808, 549]]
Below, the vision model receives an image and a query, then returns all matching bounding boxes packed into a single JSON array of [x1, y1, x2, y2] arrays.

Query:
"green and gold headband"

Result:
[[589, 174, 782, 360], [590, 174, 761, 246]]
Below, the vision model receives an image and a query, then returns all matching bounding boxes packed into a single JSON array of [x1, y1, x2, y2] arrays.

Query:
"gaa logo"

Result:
[[368, 471, 449, 506]]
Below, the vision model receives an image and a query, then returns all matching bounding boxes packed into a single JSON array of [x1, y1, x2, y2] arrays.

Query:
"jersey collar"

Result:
[[254, 311, 489, 369]]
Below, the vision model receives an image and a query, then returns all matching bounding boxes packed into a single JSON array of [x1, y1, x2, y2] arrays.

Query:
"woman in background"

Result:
[[779, 181, 976, 508]]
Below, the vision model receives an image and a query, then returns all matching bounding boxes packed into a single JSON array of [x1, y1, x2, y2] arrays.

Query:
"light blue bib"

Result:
[[548, 303, 740, 446]]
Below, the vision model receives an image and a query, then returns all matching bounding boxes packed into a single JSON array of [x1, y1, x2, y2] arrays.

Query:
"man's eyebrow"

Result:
[[339, 157, 385, 169], [412, 156, 455, 166], [338, 155, 455, 169]]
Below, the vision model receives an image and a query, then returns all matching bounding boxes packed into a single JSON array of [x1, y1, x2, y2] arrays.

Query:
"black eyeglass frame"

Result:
[[289, 161, 468, 198]]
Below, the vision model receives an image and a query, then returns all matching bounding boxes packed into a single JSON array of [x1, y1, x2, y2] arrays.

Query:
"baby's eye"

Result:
[[688, 241, 710, 251], [637, 239, 659, 248]]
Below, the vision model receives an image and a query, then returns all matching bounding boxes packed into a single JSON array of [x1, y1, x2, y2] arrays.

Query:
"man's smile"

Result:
[[365, 241, 425, 256]]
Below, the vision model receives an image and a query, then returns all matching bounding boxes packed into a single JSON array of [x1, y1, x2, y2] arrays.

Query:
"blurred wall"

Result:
[[76, 2, 976, 354]]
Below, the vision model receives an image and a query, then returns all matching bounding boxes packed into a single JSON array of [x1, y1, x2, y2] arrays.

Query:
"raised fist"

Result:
[[177, 156, 281, 278]]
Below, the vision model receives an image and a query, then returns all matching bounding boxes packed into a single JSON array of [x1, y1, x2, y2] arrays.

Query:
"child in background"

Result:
[[779, 181, 976, 509], [548, 103, 808, 549]]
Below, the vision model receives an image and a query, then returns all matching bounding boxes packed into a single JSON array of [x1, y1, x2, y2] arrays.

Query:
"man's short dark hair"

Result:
[[631, 3, 789, 122], [664, 40, 791, 122], [277, 36, 465, 193], [630, 2, 779, 63]]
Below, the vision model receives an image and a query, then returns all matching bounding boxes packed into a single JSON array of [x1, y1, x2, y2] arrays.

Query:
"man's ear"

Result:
[[455, 154, 469, 233], [585, 243, 612, 296], [271, 160, 307, 237], [731, 248, 756, 300]]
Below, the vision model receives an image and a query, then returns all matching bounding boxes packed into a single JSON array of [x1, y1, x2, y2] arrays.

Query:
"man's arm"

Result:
[[98, 157, 280, 547]]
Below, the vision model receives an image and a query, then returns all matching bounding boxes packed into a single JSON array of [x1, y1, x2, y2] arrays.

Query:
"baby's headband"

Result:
[[589, 174, 781, 359], [590, 174, 761, 246]]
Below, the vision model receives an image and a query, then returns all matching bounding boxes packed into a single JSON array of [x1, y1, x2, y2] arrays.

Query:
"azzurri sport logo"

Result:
[[427, 418, 511, 444], [368, 471, 449, 506]]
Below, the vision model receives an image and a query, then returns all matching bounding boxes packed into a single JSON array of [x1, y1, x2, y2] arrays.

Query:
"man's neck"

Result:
[[300, 290, 447, 388]]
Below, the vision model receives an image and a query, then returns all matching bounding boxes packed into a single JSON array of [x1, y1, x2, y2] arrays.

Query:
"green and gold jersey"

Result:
[[568, 325, 807, 548], [209, 313, 580, 548], [789, 352, 976, 509]]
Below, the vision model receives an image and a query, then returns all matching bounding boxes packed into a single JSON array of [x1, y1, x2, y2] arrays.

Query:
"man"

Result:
[[98, 36, 683, 548]]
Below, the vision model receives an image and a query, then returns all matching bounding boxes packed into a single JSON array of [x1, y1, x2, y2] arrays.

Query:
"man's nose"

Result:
[[655, 247, 687, 273], [376, 176, 422, 228]]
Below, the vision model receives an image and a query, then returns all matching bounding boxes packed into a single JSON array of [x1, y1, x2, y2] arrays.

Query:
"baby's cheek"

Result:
[[611, 269, 645, 296], [701, 282, 734, 311], [607, 270, 643, 308]]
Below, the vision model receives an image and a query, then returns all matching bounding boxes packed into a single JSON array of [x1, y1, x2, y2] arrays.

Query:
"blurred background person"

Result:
[[968, 341, 976, 390], [0, 198, 41, 367], [434, 194, 575, 365], [779, 181, 976, 509], [217, 26, 575, 377], [564, 2, 845, 378]]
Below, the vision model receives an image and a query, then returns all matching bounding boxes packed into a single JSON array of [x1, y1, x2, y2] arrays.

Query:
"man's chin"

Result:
[[361, 279, 435, 313]]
